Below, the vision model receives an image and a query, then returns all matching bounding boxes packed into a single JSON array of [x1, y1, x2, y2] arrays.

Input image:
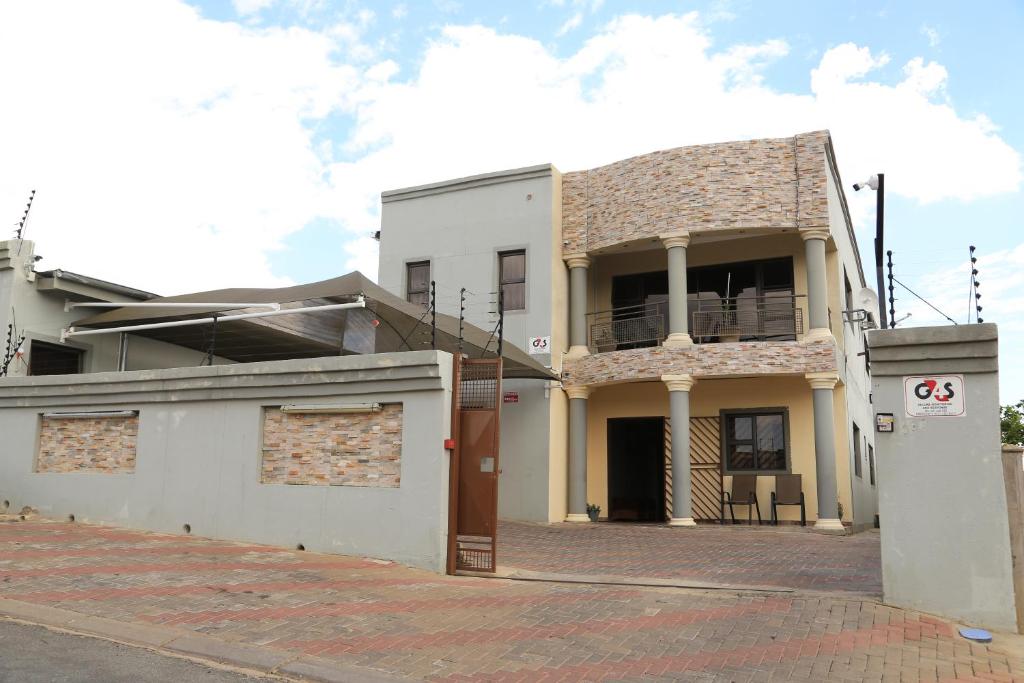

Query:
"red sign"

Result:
[[503, 391, 519, 404]]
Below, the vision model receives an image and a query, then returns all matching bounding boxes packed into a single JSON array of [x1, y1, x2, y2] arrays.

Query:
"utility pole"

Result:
[[873, 174, 887, 329]]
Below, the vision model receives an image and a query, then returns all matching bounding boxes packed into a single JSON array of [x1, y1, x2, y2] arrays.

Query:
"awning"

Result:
[[71, 272, 556, 380]]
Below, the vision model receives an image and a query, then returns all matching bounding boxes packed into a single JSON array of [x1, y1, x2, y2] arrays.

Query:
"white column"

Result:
[[662, 233, 694, 348], [806, 371, 844, 531], [801, 228, 834, 343], [566, 255, 591, 359], [663, 374, 697, 526], [565, 384, 591, 522]]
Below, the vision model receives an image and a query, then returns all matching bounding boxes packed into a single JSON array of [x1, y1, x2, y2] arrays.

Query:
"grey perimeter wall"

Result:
[[0, 351, 454, 573], [867, 324, 1018, 632]]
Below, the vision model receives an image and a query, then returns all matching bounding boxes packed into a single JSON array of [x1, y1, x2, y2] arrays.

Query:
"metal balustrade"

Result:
[[587, 295, 804, 352]]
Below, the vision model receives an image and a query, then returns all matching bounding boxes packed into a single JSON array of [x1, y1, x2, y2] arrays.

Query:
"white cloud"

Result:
[[392, 4, 407, 20], [1, 5, 1019, 299], [233, 0, 277, 17], [921, 24, 941, 47], [557, 12, 583, 36]]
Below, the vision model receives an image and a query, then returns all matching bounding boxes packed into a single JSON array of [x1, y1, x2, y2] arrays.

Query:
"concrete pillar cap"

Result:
[[565, 254, 591, 270], [661, 374, 696, 392], [661, 233, 691, 249], [805, 371, 840, 390], [799, 228, 830, 242], [564, 385, 591, 400]]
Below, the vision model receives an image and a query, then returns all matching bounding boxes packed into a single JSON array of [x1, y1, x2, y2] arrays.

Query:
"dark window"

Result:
[[499, 250, 526, 311], [844, 270, 854, 312], [868, 444, 876, 485], [29, 341, 82, 376], [610, 270, 668, 350], [406, 261, 430, 306], [853, 422, 862, 478], [722, 409, 788, 474], [688, 257, 796, 341]]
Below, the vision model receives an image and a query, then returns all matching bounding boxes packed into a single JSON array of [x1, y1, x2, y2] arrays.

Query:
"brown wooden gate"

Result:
[[664, 416, 723, 522], [447, 357, 502, 574]]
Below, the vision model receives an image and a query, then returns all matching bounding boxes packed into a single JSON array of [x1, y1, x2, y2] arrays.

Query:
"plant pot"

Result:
[[587, 509, 600, 522]]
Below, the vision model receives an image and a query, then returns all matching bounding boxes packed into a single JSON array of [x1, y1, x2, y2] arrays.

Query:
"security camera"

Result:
[[853, 175, 879, 192]]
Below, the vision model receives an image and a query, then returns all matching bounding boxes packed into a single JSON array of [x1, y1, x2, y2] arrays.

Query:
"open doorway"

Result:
[[607, 417, 666, 522]]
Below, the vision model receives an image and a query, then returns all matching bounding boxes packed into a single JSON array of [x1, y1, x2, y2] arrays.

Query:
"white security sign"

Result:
[[903, 374, 966, 417], [528, 336, 550, 355]]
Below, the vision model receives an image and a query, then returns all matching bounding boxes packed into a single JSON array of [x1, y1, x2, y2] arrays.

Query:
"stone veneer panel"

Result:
[[36, 415, 139, 473], [261, 404, 403, 487], [561, 340, 838, 387], [561, 131, 831, 254]]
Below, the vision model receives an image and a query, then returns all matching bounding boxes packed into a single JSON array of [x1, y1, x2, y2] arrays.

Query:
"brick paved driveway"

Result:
[[2, 518, 1021, 682], [498, 521, 883, 595]]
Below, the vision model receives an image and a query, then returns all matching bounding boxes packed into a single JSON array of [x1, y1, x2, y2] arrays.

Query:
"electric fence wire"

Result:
[[891, 276, 958, 326]]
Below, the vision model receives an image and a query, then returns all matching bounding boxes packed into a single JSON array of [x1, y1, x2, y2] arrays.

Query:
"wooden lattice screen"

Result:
[[664, 416, 723, 522]]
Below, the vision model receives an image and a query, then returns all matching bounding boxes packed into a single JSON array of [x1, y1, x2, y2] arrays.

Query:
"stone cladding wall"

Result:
[[261, 404, 403, 487], [561, 131, 831, 254], [561, 340, 837, 387], [36, 415, 138, 473]]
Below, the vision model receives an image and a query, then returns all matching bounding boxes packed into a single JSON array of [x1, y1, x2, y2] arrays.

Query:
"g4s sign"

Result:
[[903, 375, 965, 417]]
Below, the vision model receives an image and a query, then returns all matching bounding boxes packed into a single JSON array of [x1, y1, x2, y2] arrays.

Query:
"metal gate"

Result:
[[447, 357, 502, 573], [664, 416, 723, 522]]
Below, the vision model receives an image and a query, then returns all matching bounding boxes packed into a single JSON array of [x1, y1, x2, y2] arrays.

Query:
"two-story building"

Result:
[[382, 130, 878, 531]]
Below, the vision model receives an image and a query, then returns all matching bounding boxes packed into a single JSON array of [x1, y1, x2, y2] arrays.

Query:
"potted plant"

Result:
[[586, 503, 601, 522]]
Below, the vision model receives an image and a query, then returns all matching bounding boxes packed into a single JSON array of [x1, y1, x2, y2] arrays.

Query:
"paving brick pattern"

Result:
[[2, 518, 1021, 682], [499, 520, 883, 595]]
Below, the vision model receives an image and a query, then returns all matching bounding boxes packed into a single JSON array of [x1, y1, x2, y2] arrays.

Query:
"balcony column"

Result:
[[566, 255, 591, 359], [663, 374, 697, 526], [806, 371, 844, 532], [661, 233, 694, 348], [801, 228, 833, 343], [565, 385, 591, 522]]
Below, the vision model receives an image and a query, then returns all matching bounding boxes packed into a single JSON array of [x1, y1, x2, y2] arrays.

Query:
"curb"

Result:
[[458, 567, 883, 600], [0, 598, 413, 683]]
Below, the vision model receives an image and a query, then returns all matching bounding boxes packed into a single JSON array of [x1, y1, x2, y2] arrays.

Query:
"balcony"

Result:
[[588, 295, 804, 353]]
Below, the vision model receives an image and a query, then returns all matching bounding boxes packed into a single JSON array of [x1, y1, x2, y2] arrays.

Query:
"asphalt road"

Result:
[[0, 619, 273, 683]]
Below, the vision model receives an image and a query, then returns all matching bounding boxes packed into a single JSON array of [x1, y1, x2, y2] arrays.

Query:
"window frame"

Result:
[[719, 407, 791, 475], [853, 422, 863, 478], [405, 260, 431, 307], [28, 339, 84, 376], [868, 443, 876, 486], [497, 249, 527, 312]]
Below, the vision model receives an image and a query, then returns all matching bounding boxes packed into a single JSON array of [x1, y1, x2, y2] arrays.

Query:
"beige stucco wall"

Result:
[[584, 376, 853, 525]]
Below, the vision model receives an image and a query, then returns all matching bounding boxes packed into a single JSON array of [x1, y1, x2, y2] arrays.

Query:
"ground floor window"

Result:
[[721, 408, 789, 474]]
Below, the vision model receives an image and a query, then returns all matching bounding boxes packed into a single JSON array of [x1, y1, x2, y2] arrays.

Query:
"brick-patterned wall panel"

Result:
[[560, 131, 832, 254], [562, 340, 837, 387], [36, 415, 139, 473], [261, 405, 403, 487]]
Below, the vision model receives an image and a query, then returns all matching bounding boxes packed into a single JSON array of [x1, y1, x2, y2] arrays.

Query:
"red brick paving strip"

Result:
[[280, 599, 793, 656]]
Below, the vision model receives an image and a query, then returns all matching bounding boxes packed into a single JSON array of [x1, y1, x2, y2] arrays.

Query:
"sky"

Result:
[[1, 1, 1022, 400]]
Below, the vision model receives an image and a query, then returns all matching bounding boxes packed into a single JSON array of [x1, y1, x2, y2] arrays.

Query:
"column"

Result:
[[565, 385, 591, 522], [663, 374, 697, 526], [566, 255, 591, 359], [662, 233, 694, 348], [806, 371, 843, 531], [801, 229, 833, 343]]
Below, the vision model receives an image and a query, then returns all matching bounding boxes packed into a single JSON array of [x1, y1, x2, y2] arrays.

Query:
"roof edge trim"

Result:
[[381, 164, 554, 203]]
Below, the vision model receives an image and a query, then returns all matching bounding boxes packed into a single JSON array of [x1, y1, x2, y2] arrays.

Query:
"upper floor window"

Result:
[[29, 341, 82, 376], [498, 250, 526, 311], [406, 261, 430, 307], [853, 422, 863, 478], [722, 409, 789, 474]]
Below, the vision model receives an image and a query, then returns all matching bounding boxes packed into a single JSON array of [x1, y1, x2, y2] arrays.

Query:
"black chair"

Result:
[[722, 475, 761, 525], [771, 474, 806, 526]]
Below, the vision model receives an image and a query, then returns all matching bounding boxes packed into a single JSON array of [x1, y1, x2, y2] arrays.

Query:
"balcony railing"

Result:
[[587, 295, 804, 352], [588, 303, 666, 353], [690, 294, 803, 343]]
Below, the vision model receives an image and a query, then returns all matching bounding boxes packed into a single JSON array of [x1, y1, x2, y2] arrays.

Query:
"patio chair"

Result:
[[770, 474, 806, 526], [721, 475, 761, 525]]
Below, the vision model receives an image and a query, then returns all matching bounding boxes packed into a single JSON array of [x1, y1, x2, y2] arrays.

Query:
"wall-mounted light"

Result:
[[279, 403, 382, 414]]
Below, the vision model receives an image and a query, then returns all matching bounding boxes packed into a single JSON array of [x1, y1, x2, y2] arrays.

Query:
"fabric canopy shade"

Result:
[[71, 272, 555, 380]]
